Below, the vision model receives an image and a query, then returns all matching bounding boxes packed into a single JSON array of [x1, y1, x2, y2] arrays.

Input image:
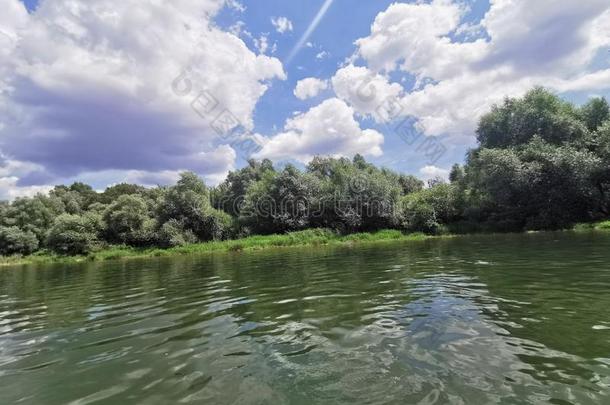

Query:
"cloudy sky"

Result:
[[1, 0, 610, 199]]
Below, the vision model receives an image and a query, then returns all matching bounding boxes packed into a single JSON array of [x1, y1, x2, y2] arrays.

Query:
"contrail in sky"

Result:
[[284, 0, 335, 65]]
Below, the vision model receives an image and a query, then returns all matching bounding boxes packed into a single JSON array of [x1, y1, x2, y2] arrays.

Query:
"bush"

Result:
[[205, 208, 234, 240], [399, 184, 461, 234], [0, 226, 39, 255], [103, 195, 152, 246], [46, 213, 101, 255], [399, 195, 439, 234], [158, 219, 198, 248]]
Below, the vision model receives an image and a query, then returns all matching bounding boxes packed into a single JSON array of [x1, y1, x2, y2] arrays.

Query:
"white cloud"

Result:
[[0, 0, 285, 198], [355, 0, 483, 78], [352, 0, 610, 142], [254, 34, 270, 54], [294, 77, 329, 100], [0, 177, 53, 201], [255, 98, 384, 163], [271, 16, 293, 34], [316, 50, 330, 59], [226, 0, 246, 13], [419, 165, 449, 182], [331, 64, 403, 121], [548, 69, 610, 93]]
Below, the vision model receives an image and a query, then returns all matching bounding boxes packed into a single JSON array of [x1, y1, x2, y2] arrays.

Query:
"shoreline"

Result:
[[2, 221, 609, 268], [0, 229, 433, 267]]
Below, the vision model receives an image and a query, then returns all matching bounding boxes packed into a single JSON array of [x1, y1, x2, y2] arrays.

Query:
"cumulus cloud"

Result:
[[0, 0, 285, 198], [355, 0, 483, 79], [254, 98, 383, 163], [419, 165, 449, 182], [353, 0, 610, 140], [331, 64, 403, 121], [0, 177, 53, 201], [294, 77, 329, 100], [271, 16, 293, 34]]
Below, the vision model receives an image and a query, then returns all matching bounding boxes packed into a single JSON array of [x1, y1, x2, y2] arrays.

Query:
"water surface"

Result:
[[1, 232, 610, 404]]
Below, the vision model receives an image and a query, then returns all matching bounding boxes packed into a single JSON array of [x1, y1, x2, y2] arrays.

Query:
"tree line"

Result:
[[1, 88, 609, 256]]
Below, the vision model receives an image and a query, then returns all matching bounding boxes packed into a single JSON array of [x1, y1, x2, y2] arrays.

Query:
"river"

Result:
[[1, 232, 609, 404]]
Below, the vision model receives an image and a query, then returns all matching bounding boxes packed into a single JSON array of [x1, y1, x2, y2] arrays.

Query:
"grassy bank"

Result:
[[0, 229, 430, 267], [573, 220, 610, 231]]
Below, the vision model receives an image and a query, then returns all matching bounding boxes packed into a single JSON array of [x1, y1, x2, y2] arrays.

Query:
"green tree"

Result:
[[103, 194, 155, 246], [477, 87, 586, 148], [158, 172, 230, 241], [580, 97, 609, 132], [399, 184, 461, 233], [213, 159, 275, 216], [2, 195, 63, 244], [239, 165, 320, 234], [0, 226, 39, 255], [99, 183, 146, 204], [46, 213, 102, 255], [157, 219, 198, 248]]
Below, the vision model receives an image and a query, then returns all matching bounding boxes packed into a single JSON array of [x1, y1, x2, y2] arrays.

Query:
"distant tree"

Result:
[[2, 195, 63, 244], [99, 183, 146, 204], [580, 97, 610, 132], [240, 165, 320, 234], [69, 182, 99, 208], [103, 194, 155, 246], [213, 159, 275, 216], [398, 174, 424, 195], [449, 164, 465, 184], [307, 156, 402, 232], [399, 183, 461, 233], [0, 226, 39, 255], [477, 88, 586, 148], [157, 219, 198, 248], [46, 213, 102, 255], [158, 172, 231, 241]]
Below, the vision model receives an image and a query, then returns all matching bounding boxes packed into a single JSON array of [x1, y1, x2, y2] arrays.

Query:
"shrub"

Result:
[[103, 195, 152, 245], [46, 213, 101, 255], [205, 208, 234, 240], [0, 226, 39, 255], [399, 195, 439, 234], [157, 219, 198, 248]]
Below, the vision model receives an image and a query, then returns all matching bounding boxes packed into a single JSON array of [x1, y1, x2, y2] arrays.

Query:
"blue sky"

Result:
[[1, 0, 609, 198]]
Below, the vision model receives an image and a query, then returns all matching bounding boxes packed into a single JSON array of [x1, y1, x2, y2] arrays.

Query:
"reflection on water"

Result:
[[1, 232, 609, 404]]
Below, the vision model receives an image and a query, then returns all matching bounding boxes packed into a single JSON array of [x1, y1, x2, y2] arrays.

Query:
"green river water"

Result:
[[1, 232, 609, 404]]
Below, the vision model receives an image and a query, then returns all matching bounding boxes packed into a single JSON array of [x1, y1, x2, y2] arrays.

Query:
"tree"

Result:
[[580, 97, 609, 132], [46, 213, 102, 255], [464, 89, 606, 230], [239, 165, 320, 234], [399, 183, 461, 233], [213, 159, 275, 216], [157, 219, 198, 248], [307, 156, 402, 232], [158, 172, 231, 241], [103, 194, 155, 246], [2, 195, 63, 244], [99, 183, 146, 204], [477, 88, 586, 148], [449, 164, 465, 184], [0, 226, 39, 255]]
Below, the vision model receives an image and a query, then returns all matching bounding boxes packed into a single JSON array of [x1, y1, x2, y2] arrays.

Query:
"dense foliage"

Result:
[[1, 88, 609, 256]]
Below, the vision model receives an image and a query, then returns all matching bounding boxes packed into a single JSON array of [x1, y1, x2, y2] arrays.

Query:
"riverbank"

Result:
[[4, 220, 610, 267], [0, 229, 431, 267]]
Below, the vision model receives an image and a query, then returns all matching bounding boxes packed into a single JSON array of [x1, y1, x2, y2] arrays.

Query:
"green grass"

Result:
[[0, 229, 430, 267], [572, 220, 610, 231]]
